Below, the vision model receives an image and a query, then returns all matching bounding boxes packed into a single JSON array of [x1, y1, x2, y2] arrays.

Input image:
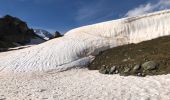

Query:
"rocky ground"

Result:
[[88, 35, 170, 77]]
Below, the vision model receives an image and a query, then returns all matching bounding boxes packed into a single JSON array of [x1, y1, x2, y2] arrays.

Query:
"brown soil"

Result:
[[88, 35, 170, 77]]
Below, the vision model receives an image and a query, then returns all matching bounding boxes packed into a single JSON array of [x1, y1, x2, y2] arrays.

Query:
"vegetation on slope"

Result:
[[88, 35, 170, 77]]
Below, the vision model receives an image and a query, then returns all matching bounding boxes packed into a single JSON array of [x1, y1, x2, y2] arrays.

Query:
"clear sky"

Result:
[[0, 0, 169, 34]]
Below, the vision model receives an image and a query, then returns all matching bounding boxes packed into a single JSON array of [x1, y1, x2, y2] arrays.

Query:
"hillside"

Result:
[[0, 15, 62, 51], [34, 29, 62, 40], [88, 35, 170, 76], [0, 10, 170, 74], [0, 15, 37, 48]]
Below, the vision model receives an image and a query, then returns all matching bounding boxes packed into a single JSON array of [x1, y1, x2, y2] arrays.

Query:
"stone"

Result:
[[99, 67, 109, 74], [124, 67, 130, 73], [115, 70, 119, 74], [137, 73, 146, 77], [102, 65, 106, 67], [142, 61, 158, 70], [133, 64, 141, 71], [99, 69, 107, 74], [120, 72, 129, 76], [137, 73, 141, 76], [109, 66, 116, 74], [123, 59, 128, 62], [141, 73, 146, 77]]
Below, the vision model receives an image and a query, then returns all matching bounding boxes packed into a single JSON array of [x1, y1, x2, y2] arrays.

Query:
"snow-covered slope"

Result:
[[0, 10, 170, 74]]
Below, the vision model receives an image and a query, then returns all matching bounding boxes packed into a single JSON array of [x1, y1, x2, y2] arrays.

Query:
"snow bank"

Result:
[[1, 69, 170, 100], [0, 10, 170, 74]]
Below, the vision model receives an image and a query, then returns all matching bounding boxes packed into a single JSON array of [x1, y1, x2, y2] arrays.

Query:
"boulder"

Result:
[[142, 61, 158, 71]]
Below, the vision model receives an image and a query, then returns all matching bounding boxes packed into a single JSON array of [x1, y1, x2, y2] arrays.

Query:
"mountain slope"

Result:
[[0, 15, 36, 48], [0, 15, 47, 50], [34, 29, 54, 40], [34, 29, 62, 40], [0, 10, 170, 74], [88, 35, 170, 76]]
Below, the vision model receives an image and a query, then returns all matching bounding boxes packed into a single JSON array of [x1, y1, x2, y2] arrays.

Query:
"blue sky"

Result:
[[0, 0, 169, 34]]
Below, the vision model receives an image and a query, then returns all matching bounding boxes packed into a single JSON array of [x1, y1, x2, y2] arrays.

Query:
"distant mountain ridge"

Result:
[[34, 29, 62, 40], [0, 15, 62, 51], [34, 29, 54, 40], [0, 15, 36, 48]]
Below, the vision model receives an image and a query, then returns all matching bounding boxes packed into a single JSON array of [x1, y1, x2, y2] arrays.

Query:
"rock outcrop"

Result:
[[0, 15, 36, 48], [88, 36, 170, 76]]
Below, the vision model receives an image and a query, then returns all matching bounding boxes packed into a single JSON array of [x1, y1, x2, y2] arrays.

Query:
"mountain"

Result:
[[0, 15, 37, 48], [0, 10, 170, 74], [0, 15, 63, 51], [34, 29, 62, 40], [53, 31, 63, 38], [0, 15, 47, 49], [34, 29, 54, 40]]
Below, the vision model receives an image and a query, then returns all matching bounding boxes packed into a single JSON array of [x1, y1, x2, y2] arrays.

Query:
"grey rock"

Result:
[[141, 73, 146, 77], [120, 72, 129, 76], [142, 61, 158, 70], [138, 49, 142, 52], [102, 65, 106, 67], [109, 66, 116, 74], [99, 69, 106, 74], [99, 67, 109, 74], [137, 73, 146, 77], [133, 64, 141, 71], [137, 73, 141, 76], [124, 67, 130, 73], [123, 59, 128, 62], [115, 70, 119, 74]]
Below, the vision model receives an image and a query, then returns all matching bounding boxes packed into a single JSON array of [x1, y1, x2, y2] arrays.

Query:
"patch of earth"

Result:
[[88, 35, 170, 77]]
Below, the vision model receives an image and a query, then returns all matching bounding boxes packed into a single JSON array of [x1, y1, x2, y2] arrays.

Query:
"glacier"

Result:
[[0, 10, 170, 74]]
